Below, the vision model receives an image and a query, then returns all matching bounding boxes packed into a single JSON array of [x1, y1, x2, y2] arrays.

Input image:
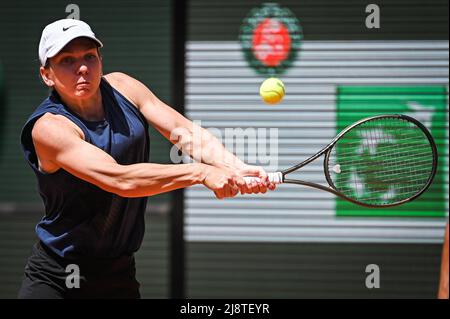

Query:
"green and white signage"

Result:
[[336, 86, 447, 217]]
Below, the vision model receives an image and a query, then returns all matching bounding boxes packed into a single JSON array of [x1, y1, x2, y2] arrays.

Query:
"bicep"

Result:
[[55, 139, 123, 191], [32, 116, 126, 193]]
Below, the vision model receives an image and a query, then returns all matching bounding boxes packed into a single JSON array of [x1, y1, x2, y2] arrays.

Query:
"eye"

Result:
[[61, 56, 75, 65], [85, 54, 97, 61]]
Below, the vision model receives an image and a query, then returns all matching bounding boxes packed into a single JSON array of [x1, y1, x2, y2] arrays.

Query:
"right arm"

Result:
[[32, 113, 242, 198], [438, 223, 449, 299]]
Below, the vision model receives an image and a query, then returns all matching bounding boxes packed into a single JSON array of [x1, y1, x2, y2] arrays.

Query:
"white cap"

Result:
[[38, 19, 103, 66]]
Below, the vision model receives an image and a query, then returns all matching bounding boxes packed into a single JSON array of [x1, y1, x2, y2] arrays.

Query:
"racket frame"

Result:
[[280, 114, 438, 208]]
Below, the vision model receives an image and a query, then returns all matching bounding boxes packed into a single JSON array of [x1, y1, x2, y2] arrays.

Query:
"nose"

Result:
[[77, 64, 89, 75]]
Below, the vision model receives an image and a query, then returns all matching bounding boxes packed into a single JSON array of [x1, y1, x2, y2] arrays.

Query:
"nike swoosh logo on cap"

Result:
[[62, 25, 77, 31]]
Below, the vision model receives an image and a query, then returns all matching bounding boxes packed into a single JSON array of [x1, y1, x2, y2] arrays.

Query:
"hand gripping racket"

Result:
[[244, 114, 438, 208]]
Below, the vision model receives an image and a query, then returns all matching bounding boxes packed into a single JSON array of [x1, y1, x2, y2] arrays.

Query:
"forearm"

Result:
[[175, 123, 246, 169], [201, 130, 245, 168], [438, 223, 449, 299], [115, 162, 205, 198]]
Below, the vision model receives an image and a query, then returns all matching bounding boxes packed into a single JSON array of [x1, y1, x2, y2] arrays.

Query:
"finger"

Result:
[[259, 171, 269, 184], [240, 177, 254, 195], [239, 167, 262, 177], [239, 183, 245, 195], [227, 184, 238, 198], [223, 184, 232, 198], [251, 182, 261, 194], [227, 177, 237, 188], [259, 172, 268, 185], [231, 185, 239, 197], [247, 180, 256, 194], [234, 176, 247, 194], [244, 181, 252, 194], [239, 176, 252, 194], [258, 181, 267, 194], [239, 183, 249, 195], [243, 183, 252, 195]]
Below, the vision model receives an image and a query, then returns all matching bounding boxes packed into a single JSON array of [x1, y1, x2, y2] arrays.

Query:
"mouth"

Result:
[[76, 81, 90, 88]]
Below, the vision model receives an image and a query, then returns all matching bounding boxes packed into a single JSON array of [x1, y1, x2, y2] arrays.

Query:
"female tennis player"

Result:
[[18, 19, 275, 298]]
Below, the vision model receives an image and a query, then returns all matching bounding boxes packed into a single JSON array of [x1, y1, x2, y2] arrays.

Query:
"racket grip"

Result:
[[243, 172, 283, 184]]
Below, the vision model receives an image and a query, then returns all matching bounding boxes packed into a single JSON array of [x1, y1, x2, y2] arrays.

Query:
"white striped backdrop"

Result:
[[185, 40, 449, 243]]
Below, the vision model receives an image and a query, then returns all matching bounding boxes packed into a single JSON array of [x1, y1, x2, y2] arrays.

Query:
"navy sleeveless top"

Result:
[[20, 78, 150, 259]]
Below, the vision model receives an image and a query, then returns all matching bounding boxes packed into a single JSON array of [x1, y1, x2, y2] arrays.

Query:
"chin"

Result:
[[74, 89, 93, 98]]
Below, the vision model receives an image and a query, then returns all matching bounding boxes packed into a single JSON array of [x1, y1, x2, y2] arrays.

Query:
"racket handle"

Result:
[[243, 172, 283, 184]]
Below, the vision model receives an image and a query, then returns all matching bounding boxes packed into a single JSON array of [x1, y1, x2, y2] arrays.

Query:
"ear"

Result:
[[39, 66, 55, 87]]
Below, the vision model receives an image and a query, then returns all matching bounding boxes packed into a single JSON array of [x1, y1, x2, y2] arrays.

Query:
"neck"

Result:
[[57, 89, 104, 121]]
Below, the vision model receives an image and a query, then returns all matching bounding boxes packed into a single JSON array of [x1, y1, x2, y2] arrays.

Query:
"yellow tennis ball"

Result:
[[259, 77, 285, 104]]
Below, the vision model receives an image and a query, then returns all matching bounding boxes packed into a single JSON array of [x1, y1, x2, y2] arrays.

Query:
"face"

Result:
[[40, 37, 102, 99]]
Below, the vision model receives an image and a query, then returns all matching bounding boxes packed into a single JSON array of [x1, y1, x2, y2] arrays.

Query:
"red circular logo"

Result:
[[252, 18, 292, 67]]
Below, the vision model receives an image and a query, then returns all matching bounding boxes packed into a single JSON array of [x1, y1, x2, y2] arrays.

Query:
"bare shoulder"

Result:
[[104, 72, 157, 109], [32, 113, 83, 149], [32, 113, 84, 173], [103, 72, 134, 88], [104, 72, 139, 107]]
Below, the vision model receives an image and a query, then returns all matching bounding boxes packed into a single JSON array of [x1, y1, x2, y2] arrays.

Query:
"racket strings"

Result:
[[329, 117, 434, 206]]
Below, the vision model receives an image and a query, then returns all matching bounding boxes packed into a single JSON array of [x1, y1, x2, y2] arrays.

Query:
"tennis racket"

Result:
[[244, 114, 438, 208]]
